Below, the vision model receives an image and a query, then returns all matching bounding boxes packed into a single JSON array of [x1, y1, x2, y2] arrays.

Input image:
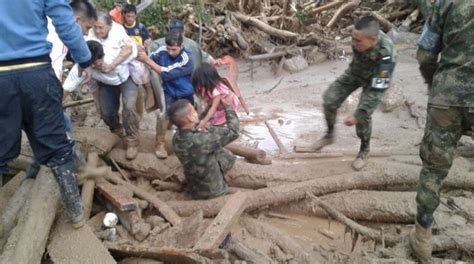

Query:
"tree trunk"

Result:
[[0, 168, 60, 264], [168, 160, 474, 217]]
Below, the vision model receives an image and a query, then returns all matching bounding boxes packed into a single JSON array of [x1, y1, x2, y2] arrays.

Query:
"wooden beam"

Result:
[[193, 192, 247, 252]]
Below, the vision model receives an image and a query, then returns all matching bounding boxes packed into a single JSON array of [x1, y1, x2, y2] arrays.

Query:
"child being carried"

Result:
[[193, 62, 240, 129]]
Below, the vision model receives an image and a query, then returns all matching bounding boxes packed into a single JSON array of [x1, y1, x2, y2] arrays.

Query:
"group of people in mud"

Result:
[[0, 0, 471, 263]]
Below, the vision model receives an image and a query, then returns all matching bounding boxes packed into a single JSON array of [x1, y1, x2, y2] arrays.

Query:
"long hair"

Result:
[[192, 63, 223, 95]]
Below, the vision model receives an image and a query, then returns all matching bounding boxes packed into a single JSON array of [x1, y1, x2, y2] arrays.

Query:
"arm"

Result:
[[139, 51, 162, 74], [198, 96, 222, 128], [160, 51, 194, 81], [45, 0, 91, 68], [197, 106, 240, 154], [416, 5, 444, 88], [102, 40, 133, 73]]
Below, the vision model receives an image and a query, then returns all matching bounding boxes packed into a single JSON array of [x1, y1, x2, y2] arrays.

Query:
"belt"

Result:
[[0, 62, 47, 72]]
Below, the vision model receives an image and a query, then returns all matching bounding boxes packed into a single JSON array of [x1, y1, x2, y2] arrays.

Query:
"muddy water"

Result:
[[241, 110, 325, 154]]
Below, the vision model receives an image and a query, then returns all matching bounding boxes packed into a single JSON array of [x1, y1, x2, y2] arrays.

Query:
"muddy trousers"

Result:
[[322, 71, 386, 150], [99, 77, 139, 147], [416, 106, 474, 228], [0, 64, 83, 221]]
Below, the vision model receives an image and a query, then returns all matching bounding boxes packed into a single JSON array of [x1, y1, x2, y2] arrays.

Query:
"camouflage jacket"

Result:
[[417, 0, 474, 107], [349, 31, 396, 84], [173, 106, 239, 199]]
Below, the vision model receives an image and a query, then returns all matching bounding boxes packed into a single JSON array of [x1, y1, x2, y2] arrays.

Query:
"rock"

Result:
[[283, 55, 309, 73]]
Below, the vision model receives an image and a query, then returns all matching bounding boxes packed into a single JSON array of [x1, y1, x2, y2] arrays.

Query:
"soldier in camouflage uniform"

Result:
[[410, 1, 473, 262], [170, 99, 239, 199], [312, 16, 396, 171]]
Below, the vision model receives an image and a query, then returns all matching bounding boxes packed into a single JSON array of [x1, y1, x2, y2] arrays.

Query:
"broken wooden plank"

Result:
[[224, 234, 272, 264], [96, 181, 138, 212], [104, 173, 182, 228], [193, 192, 247, 252], [47, 213, 117, 264], [0, 167, 60, 264]]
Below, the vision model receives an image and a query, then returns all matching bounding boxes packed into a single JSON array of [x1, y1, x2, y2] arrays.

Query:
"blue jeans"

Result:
[[0, 64, 73, 175], [99, 77, 139, 144]]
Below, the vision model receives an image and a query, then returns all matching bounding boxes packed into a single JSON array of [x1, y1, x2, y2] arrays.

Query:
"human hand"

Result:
[[137, 51, 150, 63], [211, 58, 223, 67], [196, 120, 208, 130], [343, 115, 358, 126], [79, 66, 92, 84], [101, 63, 115, 73]]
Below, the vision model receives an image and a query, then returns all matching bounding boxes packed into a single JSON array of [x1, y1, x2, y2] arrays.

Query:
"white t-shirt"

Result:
[[63, 22, 138, 91], [47, 18, 69, 81], [87, 22, 136, 84]]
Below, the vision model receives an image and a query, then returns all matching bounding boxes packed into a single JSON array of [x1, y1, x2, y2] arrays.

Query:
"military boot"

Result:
[[311, 133, 334, 151], [126, 138, 139, 160], [50, 161, 84, 229], [154, 136, 168, 159], [409, 219, 433, 263], [352, 143, 369, 171], [25, 160, 41, 179], [155, 119, 169, 159]]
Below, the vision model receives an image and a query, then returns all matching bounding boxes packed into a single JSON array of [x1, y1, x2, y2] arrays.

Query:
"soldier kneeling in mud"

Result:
[[169, 99, 239, 199]]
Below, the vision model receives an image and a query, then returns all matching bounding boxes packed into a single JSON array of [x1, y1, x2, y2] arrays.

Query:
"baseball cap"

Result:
[[169, 20, 184, 32]]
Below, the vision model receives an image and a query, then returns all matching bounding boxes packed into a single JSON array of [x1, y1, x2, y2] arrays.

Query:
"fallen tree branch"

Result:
[[327, 0, 361, 28], [306, 192, 399, 247], [232, 12, 299, 39]]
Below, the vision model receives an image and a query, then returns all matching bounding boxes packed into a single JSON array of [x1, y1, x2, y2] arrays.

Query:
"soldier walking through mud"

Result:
[[312, 16, 396, 171], [0, 0, 94, 228], [409, 1, 473, 262]]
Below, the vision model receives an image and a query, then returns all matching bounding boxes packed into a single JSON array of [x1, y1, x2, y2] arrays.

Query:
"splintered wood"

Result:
[[193, 192, 247, 252]]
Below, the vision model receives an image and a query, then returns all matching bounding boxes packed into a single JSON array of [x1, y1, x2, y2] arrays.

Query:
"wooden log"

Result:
[[232, 12, 299, 39], [73, 127, 120, 155], [194, 192, 247, 252], [370, 11, 396, 32], [0, 172, 26, 214], [307, 1, 343, 13], [0, 167, 60, 264], [105, 244, 210, 264], [224, 234, 273, 264], [241, 217, 311, 262], [104, 173, 182, 228], [264, 121, 289, 154], [307, 193, 400, 247], [47, 213, 116, 264], [6, 155, 33, 172], [0, 179, 34, 251], [273, 190, 474, 227], [152, 179, 184, 192], [226, 142, 268, 164], [63, 97, 94, 109], [168, 159, 474, 217], [107, 149, 182, 181], [399, 8, 420, 32], [327, 0, 361, 28]]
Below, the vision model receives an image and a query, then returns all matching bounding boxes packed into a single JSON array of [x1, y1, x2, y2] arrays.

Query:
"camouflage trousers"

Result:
[[416, 106, 474, 228], [322, 71, 387, 146]]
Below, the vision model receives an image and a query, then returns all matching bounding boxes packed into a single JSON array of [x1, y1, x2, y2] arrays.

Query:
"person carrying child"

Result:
[[192, 62, 240, 129]]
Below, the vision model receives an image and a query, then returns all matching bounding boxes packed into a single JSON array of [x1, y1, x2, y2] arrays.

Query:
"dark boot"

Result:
[[352, 142, 370, 171], [50, 160, 84, 228], [25, 159, 41, 179]]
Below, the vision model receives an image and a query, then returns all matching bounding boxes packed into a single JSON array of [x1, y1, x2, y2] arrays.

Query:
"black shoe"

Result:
[[50, 160, 84, 227]]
